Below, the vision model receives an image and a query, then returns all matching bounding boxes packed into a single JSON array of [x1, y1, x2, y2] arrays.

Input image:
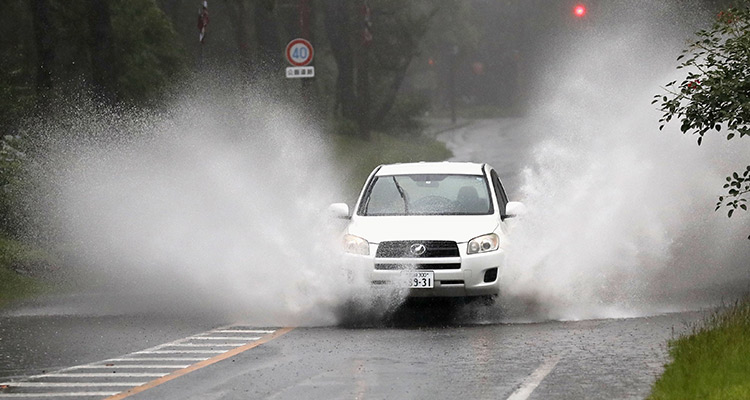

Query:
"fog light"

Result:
[[483, 267, 498, 283]]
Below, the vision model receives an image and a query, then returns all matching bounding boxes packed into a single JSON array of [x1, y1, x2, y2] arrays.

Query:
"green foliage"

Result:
[[654, 2, 750, 224], [0, 0, 35, 135], [111, 0, 186, 103], [0, 136, 24, 188], [0, 236, 55, 307], [0, 1, 186, 237], [0, 135, 26, 234], [0, 267, 43, 308], [648, 298, 750, 400], [717, 166, 750, 218], [421, 0, 480, 54]]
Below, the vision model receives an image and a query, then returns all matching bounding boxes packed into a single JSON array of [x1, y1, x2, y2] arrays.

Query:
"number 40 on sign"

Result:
[[285, 38, 315, 79]]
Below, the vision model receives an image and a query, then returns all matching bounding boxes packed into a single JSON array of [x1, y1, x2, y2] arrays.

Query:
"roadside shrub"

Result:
[[649, 298, 750, 400]]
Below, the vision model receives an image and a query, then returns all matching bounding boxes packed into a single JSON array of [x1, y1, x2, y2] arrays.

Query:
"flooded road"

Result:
[[0, 118, 723, 399], [0, 292, 705, 399]]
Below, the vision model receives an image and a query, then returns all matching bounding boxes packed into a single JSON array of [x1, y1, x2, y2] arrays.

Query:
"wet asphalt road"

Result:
[[0, 119, 710, 398], [0, 294, 704, 399], [126, 310, 699, 400]]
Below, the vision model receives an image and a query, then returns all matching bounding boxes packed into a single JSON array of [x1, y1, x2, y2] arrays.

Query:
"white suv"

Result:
[[330, 162, 524, 300]]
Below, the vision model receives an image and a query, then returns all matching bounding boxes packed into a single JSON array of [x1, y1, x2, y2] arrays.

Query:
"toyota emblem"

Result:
[[409, 243, 427, 256]]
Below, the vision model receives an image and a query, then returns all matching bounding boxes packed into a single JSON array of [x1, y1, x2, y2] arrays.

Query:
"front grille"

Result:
[[376, 240, 459, 258], [375, 263, 461, 270]]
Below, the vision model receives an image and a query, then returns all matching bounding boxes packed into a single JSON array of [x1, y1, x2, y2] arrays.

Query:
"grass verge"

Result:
[[648, 298, 750, 400], [0, 236, 55, 307]]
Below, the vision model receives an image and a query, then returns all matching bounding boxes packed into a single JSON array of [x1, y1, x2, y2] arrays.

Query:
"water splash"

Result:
[[499, 1, 750, 321], [29, 84, 359, 326]]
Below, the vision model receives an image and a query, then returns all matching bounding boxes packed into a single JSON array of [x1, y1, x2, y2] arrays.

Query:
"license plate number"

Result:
[[407, 271, 434, 288]]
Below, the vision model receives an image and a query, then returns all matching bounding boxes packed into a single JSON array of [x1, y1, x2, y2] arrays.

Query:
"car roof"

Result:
[[375, 162, 487, 176]]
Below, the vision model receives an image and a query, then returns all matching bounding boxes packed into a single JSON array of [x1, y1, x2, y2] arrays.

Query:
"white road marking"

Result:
[[75, 365, 190, 369], [213, 329, 275, 334], [105, 357, 209, 362], [188, 336, 261, 341], [134, 350, 226, 354], [1, 382, 146, 387], [160, 343, 244, 347], [0, 325, 277, 398], [37, 373, 168, 378], [506, 355, 562, 400], [0, 392, 120, 398]]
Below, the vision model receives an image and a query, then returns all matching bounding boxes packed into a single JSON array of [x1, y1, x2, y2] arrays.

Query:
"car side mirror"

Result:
[[504, 201, 526, 219], [328, 203, 351, 219]]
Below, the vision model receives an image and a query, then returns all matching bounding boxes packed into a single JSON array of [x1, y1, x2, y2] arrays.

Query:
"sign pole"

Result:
[[299, 0, 312, 104]]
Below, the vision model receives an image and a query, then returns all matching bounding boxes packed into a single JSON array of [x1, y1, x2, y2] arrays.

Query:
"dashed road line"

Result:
[[159, 343, 244, 347], [75, 365, 191, 369], [506, 355, 562, 400], [105, 327, 294, 400], [132, 350, 225, 354], [0, 392, 120, 398], [33, 373, 168, 378], [187, 336, 261, 341], [2, 383, 145, 388], [213, 329, 274, 334], [105, 357, 208, 362], [0, 325, 291, 399]]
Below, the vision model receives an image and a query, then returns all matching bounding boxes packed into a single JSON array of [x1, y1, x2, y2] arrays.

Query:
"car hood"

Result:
[[347, 215, 500, 243]]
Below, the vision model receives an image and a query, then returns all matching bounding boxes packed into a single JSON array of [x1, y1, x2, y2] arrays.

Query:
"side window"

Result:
[[490, 169, 508, 216]]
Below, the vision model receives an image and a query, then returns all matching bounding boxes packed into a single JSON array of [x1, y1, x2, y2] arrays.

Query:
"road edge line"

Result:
[[104, 327, 295, 400], [505, 354, 562, 400]]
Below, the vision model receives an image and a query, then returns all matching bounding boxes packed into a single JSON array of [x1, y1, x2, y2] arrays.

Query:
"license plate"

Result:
[[407, 271, 434, 288]]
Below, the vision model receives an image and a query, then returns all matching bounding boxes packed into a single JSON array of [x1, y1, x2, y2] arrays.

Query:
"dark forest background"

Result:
[[2, 0, 732, 135], [0, 0, 732, 237]]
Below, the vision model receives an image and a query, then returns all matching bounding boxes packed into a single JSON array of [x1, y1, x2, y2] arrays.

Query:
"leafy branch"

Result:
[[654, 2, 750, 233]]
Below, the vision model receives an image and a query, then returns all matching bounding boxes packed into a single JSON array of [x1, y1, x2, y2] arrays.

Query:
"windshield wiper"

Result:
[[392, 177, 409, 214]]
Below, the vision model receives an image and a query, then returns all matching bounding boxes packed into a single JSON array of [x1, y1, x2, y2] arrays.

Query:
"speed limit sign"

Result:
[[285, 39, 314, 67]]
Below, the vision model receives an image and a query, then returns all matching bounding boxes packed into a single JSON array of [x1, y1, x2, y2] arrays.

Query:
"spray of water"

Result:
[[20, 1, 750, 327], [23, 83, 368, 326], [498, 1, 750, 321]]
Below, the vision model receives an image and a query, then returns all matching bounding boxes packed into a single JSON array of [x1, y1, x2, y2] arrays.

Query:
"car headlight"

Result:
[[467, 233, 499, 254], [343, 234, 370, 255]]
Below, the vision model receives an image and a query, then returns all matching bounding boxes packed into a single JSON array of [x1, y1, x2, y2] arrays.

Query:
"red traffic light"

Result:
[[574, 4, 587, 17]]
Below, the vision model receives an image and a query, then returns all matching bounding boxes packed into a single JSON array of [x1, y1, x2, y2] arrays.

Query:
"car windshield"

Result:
[[359, 174, 493, 216]]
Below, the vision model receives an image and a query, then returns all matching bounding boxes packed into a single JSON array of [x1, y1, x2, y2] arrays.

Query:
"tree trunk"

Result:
[[323, 0, 356, 120], [372, 61, 410, 127], [298, 0, 314, 106], [356, 40, 370, 140], [225, 0, 253, 73], [88, 0, 116, 103], [30, 0, 54, 103], [254, 0, 282, 76]]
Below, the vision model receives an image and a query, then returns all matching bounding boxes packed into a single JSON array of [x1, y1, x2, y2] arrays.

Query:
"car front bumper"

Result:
[[342, 246, 504, 298]]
